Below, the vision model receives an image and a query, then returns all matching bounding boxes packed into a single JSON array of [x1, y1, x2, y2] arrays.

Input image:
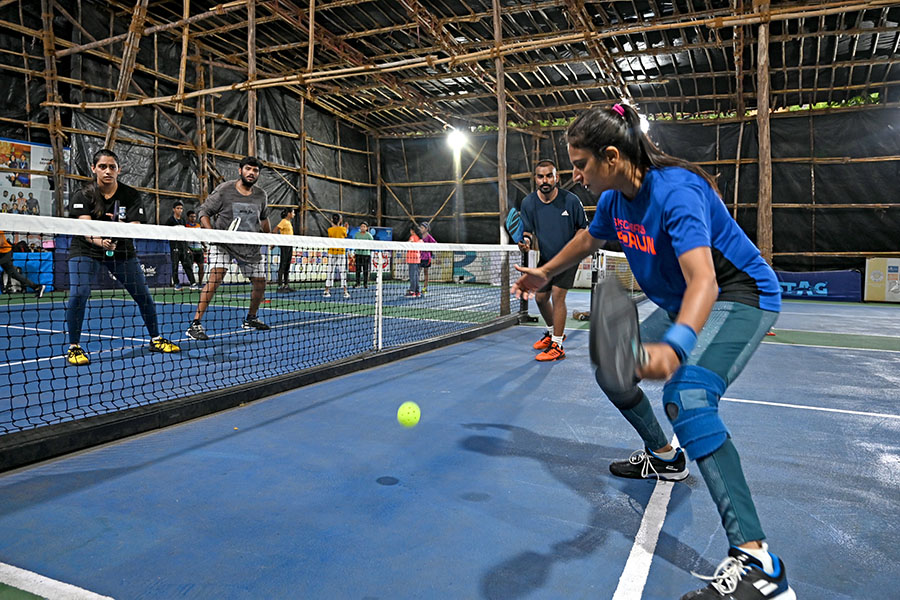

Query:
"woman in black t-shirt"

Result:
[[65, 149, 180, 366]]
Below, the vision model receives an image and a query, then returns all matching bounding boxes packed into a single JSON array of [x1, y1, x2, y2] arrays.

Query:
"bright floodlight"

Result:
[[639, 114, 650, 133], [447, 128, 467, 151]]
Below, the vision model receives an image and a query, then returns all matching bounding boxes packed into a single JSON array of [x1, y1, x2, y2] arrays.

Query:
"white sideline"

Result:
[[0, 561, 114, 600], [612, 435, 680, 600]]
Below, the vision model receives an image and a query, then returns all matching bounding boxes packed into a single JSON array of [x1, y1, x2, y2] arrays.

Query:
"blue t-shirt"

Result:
[[588, 167, 781, 314], [520, 188, 588, 262]]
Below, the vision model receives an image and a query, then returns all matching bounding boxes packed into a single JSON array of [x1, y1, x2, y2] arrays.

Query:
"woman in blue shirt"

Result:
[[513, 104, 793, 600]]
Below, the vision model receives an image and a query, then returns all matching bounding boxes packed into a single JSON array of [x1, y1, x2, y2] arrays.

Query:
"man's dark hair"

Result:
[[239, 156, 262, 169], [534, 159, 556, 173], [187, 210, 196, 217], [331, 213, 341, 225], [173, 201, 184, 208], [281, 208, 293, 219]]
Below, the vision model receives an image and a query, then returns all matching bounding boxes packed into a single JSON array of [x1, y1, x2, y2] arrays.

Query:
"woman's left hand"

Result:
[[637, 343, 681, 380]]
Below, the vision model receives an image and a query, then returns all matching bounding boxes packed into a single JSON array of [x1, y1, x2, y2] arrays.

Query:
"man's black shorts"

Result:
[[537, 262, 578, 293]]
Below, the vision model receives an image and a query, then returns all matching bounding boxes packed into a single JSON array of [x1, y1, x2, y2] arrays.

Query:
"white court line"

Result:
[[762, 340, 900, 354], [610, 390, 900, 600], [2, 324, 147, 343], [722, 396, 900, 420], [770, 327, 900, 339], [612, 435, 679, 600], [0, 561, 114, 600], [779, 309, 900, 319]]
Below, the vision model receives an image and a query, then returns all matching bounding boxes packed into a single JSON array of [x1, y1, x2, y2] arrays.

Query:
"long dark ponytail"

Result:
[[567, 104, 720, 195], [83, 148, 119, 219]]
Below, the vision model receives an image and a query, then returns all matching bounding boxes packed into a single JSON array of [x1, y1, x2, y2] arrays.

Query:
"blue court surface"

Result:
[[0, 295, 898, 599], [0, 282, 503, 431]]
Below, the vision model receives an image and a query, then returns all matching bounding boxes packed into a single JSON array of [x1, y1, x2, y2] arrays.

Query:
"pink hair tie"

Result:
[[612, 103, 626, 117]]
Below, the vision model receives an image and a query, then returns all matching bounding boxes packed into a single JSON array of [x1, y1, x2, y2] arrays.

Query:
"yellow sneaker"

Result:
[[149, 337, 181, 353], [66, 345, 90, 366]]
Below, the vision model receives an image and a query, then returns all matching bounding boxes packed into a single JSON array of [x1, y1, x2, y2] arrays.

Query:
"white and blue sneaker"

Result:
[[609, 447, 689, 481], [681, 545, 796, 600]]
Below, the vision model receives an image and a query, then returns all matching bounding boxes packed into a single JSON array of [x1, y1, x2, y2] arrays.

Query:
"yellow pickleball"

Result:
[[397, 401, 421, 428]]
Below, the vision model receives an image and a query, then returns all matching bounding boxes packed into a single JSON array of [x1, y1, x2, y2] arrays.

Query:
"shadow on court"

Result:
[[458, 424, 714, 600]]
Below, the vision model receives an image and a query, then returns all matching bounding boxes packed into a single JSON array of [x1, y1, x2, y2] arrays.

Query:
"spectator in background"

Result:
[[184, 210, 206, 284], [165, 201, 199, 291], [406, 224, 422, 297], [353, 222, 374, 289], [418, 222, 436, 294], [275, 208, 295, 292], [0, 230, 44, 297], [325, 213, 349, 299]]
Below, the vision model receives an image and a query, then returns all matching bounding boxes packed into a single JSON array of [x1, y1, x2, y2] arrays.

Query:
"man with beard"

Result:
[[519, 159, 588, 362], [186, 156, 271, 340]]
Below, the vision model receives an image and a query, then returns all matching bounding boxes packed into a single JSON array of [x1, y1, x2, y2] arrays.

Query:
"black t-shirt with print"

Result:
[[68, 183, 146, 260]]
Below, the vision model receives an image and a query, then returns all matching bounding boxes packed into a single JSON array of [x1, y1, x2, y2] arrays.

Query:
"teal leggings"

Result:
[[618, 301, 778, 546]]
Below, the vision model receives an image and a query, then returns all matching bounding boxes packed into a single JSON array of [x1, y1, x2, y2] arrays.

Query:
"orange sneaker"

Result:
[[536, 341, 565, 361], [533, 333, 565, 350]]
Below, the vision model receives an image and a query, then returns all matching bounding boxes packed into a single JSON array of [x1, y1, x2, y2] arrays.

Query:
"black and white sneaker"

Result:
[[681, 545, 796, 600], [186, 321, 209, 341], [242, 316, 270, 331], [609, 447, 689, 481]]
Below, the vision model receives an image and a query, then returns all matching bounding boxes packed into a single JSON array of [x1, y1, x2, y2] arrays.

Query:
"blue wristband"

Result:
[[662, 323, 697, 363]]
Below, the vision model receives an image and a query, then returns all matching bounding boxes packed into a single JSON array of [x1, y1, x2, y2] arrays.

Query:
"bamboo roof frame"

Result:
[[0, 0, 897, 258]]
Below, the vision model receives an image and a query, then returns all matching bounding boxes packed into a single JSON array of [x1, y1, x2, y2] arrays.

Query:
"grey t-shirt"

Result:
[[198, 179, 269, 262]]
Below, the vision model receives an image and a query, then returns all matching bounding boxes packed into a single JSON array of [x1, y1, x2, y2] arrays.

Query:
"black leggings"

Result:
[[0, 251, 38, 291], [171, 246, 196, 285], [278, 246, 292, 286], [355, 254, 371, 287]]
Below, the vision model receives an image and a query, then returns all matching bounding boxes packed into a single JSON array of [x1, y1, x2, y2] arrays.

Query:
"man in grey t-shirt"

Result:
[[186, 156, 271, 340]]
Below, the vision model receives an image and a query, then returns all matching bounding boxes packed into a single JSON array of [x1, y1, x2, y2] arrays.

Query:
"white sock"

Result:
[[740, 542, 774, 574], [551, 335, 564, 346], [546, 327, 553, 336], [654, 448, 677, 460]]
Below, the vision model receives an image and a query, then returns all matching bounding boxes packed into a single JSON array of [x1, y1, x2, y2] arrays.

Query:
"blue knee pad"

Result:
[[663, 365, 729, 461]]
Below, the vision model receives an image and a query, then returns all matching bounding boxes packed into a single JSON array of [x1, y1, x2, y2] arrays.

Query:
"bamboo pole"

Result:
[[196, 59, 209, 202], [247, 0, 257, 156], [56, 1, 251, 58], [307, 0, 315, 73], [153, 33, 160, 222], [104, 0, 149, 148], [493, 0, 509, 313], [375, 137, 382, 227], [299, 96, 307, 233], [39, 0, 66, 216], [755, 0, 773, 263], [732, 120, 744, 219], [174, 0, 190, 114]]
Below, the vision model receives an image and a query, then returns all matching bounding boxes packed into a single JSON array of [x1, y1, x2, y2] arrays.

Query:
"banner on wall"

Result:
[[864, 258, 900, 303], [0, 137, 71, 218], [775, 270, 861, 302]]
